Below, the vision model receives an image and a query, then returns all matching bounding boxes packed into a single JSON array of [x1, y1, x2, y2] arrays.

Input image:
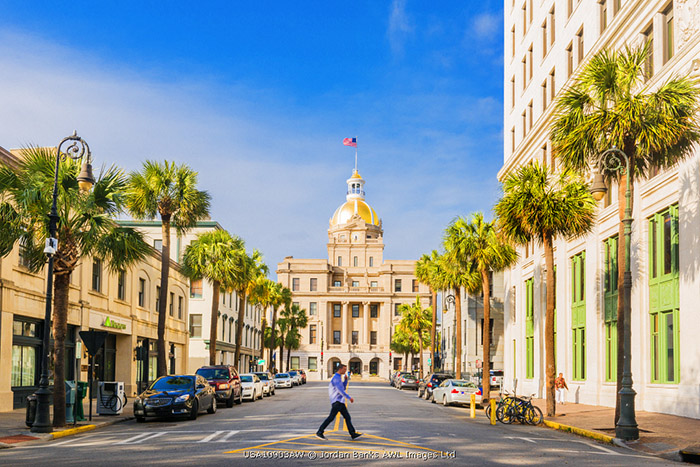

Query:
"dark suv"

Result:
[[418, 373, 453, 400], [195, 365, 242, 407]]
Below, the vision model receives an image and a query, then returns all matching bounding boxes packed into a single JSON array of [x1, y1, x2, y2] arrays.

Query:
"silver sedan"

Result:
[[431, 379, 482, 407]]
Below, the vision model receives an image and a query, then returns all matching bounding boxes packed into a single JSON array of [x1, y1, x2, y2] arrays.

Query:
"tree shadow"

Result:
[[678, 168, 700, 282]]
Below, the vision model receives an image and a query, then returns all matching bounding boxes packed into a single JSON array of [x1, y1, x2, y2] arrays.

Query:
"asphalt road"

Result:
[[0, 381, 673, 466]]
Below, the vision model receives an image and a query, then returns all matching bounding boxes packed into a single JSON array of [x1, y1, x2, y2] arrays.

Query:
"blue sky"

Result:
[[0, 1, 504, 269]]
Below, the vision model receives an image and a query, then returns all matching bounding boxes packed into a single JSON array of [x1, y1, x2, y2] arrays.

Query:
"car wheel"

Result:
[[423, 390, 429, 400], [226, 392, 235, 408], [431, 393, 436, 404], [189, 400, 199, 420], [208, 398, 217, 414], [442, 396, 448, 407], [136, 416, 146, 423]]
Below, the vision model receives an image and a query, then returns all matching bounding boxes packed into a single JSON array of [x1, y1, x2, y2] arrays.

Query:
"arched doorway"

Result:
[[369, 358, 381, 376], [328, 357, 341, 376], [349, 357, 362, 375]]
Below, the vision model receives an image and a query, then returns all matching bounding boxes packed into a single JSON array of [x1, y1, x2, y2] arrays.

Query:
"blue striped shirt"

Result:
[[328, 373, 351, 403]]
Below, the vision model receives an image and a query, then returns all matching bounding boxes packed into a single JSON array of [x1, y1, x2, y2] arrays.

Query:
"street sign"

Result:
[[79, 330, 108, 355], [257, 359, 265, 365], [476, 359, 482, 369]]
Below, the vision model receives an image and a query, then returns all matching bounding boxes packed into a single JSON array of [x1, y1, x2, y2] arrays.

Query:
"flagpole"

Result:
[[354, 136, 358, 172]]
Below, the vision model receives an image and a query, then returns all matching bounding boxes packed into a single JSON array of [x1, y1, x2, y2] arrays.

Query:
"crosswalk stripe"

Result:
[[116, 432, 166, 445], [214, 431, 239, 443], [198, 431, 224, 443]]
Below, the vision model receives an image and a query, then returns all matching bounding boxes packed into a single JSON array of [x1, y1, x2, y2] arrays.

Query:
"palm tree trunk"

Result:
[[418, 331, 424, 378], [279, 337, 285, 372], [269, 307, 277, 373], [544, 234, 557, 417], [430, 289, 437, 374], [260, 315, 267, 368], [481, 269, 492, 403], [454, 286, 462, 379], [156, 218, 171, 377], [209, 280, 220, 365], [286, 341, 292, 371], [403, 351, 408, 371], [234, 291, 246, 368], [52, 273, 70, 427]]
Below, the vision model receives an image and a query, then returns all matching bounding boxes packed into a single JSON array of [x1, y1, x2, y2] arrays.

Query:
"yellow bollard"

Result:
[[490, 399, 496, 425], [470, 393, 476, 418]]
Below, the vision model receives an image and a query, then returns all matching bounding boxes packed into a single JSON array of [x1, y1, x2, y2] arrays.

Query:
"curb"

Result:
[[1, 416, 134, 448], [542, 419, 616, 445], [51, 424, 98, 439]]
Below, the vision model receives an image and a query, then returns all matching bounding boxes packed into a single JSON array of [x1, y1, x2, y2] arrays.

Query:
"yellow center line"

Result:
[[285, 442, 386, 451], [322, 436, 419, 448], [361, 433, 443, 453], [224, 434, 315, 454]]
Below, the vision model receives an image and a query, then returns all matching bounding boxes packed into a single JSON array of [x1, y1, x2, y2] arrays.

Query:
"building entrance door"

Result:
[[349, 359, 362, 375]]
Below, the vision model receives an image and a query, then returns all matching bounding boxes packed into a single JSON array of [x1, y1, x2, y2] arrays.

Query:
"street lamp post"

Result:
[[590, 146, 639, 441], [31, 132, 94, 433], [444, 294, 455, 374]]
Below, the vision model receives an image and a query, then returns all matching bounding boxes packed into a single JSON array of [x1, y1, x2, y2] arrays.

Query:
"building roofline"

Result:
[[117, 219, 223, 230]]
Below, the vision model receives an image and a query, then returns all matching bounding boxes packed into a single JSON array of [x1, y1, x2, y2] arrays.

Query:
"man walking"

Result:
[[555, 372, 568, 405], [316, 364, 362, 440]]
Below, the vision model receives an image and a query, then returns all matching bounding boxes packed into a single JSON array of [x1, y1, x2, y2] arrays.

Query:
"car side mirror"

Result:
[[196, 383, 206, 389]]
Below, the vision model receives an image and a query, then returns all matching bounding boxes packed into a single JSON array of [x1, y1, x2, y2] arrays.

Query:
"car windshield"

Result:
[[240, 375, 253, 383], [451, 380, 477, 388], [404, 375, 417, 380], [288, 371, 298, 376], [255, 373, 269, 380], [276, 373, 289, 378], [150, 376, 193, 391], [196, 368, 230, 380]]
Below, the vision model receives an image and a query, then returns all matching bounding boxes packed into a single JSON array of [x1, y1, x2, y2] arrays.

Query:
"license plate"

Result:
[[460, 392, 464, 394]]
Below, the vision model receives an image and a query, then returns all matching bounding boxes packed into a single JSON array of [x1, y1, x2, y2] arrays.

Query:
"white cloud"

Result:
[[387, 0, 413, 57], [471, 11, 500, 41]]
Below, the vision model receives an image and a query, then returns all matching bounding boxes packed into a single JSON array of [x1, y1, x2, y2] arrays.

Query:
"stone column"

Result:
[[363, 302, 370, 348]]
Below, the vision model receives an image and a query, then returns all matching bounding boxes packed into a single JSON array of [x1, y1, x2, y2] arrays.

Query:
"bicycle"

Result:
[[500, 394, 543, 425]]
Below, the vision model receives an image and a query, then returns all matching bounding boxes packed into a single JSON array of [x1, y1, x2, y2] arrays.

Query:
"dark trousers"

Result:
[[318, 401, 356, 435]]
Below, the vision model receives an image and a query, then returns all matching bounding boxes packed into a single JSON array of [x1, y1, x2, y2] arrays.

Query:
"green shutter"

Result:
[[525, 278, 534, 379], [603, 236, 618, 382], [571, 251, 586, 381]]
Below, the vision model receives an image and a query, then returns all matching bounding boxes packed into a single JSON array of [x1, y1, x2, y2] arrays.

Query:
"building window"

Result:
[[568, 0, 574, 17], [91, 258, 102, 292], [190, 278, 203, 299], [521, 55, 527, 90], [394, 279, 402, 292], [370, 281, 378, 288], [309, 302, 317, 316], [292, 278, 299, 291], [178, 296, 183, 319], [549, 6, 556, 46], [566, 42, 573, 78], [370, 304, 378, 318], [527, 100, 533, 131], [664, 3, 674, 64], [511, 26, 516, 57], [394, 303, 401, 316], [576, 27, 584, 64], [480, 318, 494, 346], [527, 44, 533, 82], [333, 331, 341, 344], [153, 239, 162, 252], [11, 319, 42, 388], [155, 286, 161, 312], [600, 0, 608, 33], [525, 278, 534, 379], [351, 331, 359, 345], [310, 278, 317, 291], [352, 281, 359, 287], [333, 280, 342, 287], [333, 304, 341, 318], [571, 251, 586, 381], [511, 127, 516, 152], [18, 238, 32, 269], [352, 304, 359, 318], [542, 79, 549, 110], [549, 67, 556, 104], [353, 256, 358, 267], [369, 256, 374, 267], [370, 331, 377, 345], [189, 314, 202, 338], [603, 235, 618, 382], [117, 270, 126, 301], [412, 279, 419, 293], [138, 278, 146, 307], [542, 19, 548, 58], [510, 76, 515, 109], [521, 111, 527, 138], [291, 357, 300, 369], [643, 24, 654, 79], [337, 256, 342, 266], [308, 356, 317, 370], [169, 292, 174, 316], [649, 204, 679, 383], [309, 325, 317, 344]]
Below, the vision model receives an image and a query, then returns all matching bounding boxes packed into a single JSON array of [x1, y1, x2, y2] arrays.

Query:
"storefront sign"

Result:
[[88, 310, 131, 335], [103, 317, 127, 330]]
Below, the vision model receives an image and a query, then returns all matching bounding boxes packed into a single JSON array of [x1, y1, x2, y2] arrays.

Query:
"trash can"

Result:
[[25, 394, 37, 428], [65, 381, 76, 424], [75, 381, 88, 421]]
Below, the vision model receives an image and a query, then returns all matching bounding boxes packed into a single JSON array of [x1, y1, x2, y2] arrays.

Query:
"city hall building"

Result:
[[277, 169, 430, 380], [501, 0, 700, 418]]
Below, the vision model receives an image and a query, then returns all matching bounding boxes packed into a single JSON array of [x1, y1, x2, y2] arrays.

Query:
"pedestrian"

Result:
[[316, 363, 362, 440], [555, 372, 568, 405]]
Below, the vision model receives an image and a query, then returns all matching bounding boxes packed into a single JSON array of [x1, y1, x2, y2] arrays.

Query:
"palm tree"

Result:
[[0, 147, 150, 427], [390, 327, 412, 371], [444, 213, 517, 402], [551, 44, 700, 420], [434, 250, 480, 380], [281, 303, 308, 371], [248, 277, 275, 367], [268, 282, 291, 373], [398, 298, 432, 377], [231, 249, 268, 367], [180, 230, 244, 365], [495, 162, 595, 416], [126, 160, 211, 376], [415, 250, 441, 373]]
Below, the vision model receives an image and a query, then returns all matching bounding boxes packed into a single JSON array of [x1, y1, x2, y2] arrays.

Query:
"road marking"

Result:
[[505, 436, 538, 444], [198, 431, 224, 443], [214, 431, 240, 443], [116, 432, 166, 445]]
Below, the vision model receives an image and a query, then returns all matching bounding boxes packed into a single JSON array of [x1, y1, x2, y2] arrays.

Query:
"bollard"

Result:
[[470, 393, 476, 418], [490, 399, 496, 425]]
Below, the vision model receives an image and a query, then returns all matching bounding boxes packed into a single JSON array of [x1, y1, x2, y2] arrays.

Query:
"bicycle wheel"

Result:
[[526, 405, 543, 425], [496, 404, 514, 424], [484, 404, 491, 420]]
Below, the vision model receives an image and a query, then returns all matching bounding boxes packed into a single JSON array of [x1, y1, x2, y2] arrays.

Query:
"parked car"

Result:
[[239, 373, 264, 401], [418, 373, 453, 400], [397, 373, 419, 390], [253, 372, 276, 396], [490, 370, 504, 389], [288, 370, 302, 386], [431, 379, 482, 407], [274, 373, 293, 388], [195, 365, 242, 407], [134, 374, 216, 422], [392, 371, 411, 387], [295, 369, 307, 384]]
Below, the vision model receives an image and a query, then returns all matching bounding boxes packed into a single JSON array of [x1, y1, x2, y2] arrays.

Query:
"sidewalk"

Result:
[[531, 398, 700, 461], [0, 399, 133, 448]]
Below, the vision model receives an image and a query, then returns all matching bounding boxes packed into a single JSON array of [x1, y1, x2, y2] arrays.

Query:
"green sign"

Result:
[[257, 359, 265, 365], [103, 317, 127, 331]]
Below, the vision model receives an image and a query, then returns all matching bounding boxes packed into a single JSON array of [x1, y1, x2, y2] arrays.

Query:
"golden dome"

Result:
[[350, 170, 363, 179], [331, 199, 380, 226]]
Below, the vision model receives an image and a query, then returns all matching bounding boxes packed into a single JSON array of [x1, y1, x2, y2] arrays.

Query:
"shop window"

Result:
[[189, 314, 202, 338]]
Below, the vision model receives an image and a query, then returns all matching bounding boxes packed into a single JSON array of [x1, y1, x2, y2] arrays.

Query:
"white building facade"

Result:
[[501, 0, 700, 418]]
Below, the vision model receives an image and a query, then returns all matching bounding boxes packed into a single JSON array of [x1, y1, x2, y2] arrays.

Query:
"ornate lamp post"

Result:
[[444, 293, 455, 374], [589, 146, 639, 441], [31, 132, 94, 433]]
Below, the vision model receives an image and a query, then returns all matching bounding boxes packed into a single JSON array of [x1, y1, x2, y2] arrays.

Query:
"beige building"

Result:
[[501, 0, 700, 418], [1, 146, 190, 411], [276, 169, 430, 380], [120, 221, 264, 373]]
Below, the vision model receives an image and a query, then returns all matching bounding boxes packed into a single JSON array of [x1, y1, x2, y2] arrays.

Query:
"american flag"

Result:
[[343, 137, 357, 147]]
